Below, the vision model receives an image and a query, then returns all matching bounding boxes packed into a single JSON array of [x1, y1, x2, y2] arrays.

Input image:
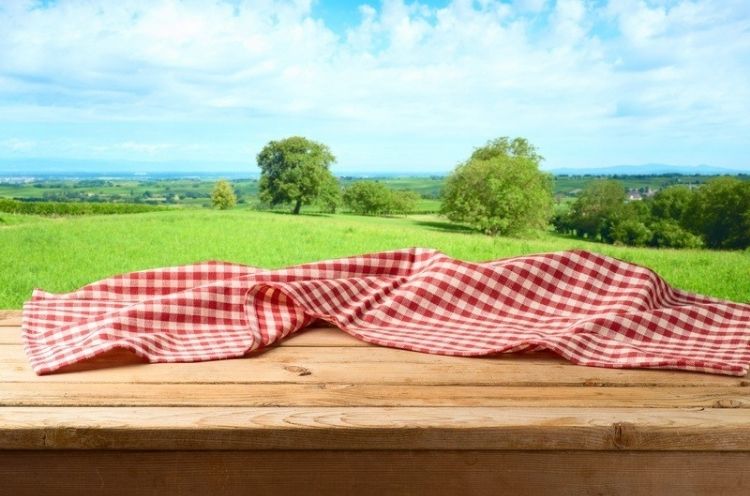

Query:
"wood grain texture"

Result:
[[0, 310, 20, 327], [4, 305, 750, 469], [2, 342, 745, 386], [0, 322, 370, 346], [2, 450, 750, 496], [2, 406, 750, 450], [1, 382, 748, 408]]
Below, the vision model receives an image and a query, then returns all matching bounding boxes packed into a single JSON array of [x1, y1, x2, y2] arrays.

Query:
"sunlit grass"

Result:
[[1, 208, 749, 307]]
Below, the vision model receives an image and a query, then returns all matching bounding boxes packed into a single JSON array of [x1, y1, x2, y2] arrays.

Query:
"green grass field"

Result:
[[2, 174, 738, 205], [1, 208, 749, 308]]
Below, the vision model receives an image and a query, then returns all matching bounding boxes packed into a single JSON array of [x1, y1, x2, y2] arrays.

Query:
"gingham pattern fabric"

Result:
[[22, 248, 750, 376]]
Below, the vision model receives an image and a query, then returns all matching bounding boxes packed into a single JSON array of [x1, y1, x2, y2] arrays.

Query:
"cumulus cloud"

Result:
[[0, 0, 748, 170]]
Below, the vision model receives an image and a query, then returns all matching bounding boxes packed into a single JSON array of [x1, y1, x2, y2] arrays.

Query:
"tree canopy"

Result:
[[683, 177, 750, 249], [557, 182, 704, 249], [257, 136, 337, 214], [317, 174, 342, 214], [343, 181, 391, 215], [440, 137, 553, 235], [567, 179, 626, 241], [469, 136, 544, 164], [650, 185, 693, 223], [342, 181, 420, 216], [210, 180, 237, 210]]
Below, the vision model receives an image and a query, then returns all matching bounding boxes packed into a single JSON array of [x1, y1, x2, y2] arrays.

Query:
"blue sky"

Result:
[[0, 0, 749, 174]]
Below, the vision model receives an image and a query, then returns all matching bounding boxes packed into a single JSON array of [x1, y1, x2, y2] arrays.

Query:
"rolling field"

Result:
[[2, 174, 739, 206], [1, 208, 749, 308]]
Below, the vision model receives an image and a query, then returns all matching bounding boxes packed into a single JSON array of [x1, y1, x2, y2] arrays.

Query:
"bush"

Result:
[[566, 180, 626, 240], [551, 211, 575, 235], [211, 180, 237, 210], [683, 178, 750, 249], [649, 220, 704, 249], [649, 185, 693, 223], [343, 181, 393, 215], [0, 199, 164, 216], [389, 190, 420, 215], [441, 137, 552, 235], [317, 175, 342, 213], [553, 176, 750, 250], [342, 182, 422, 216], [611, 219, 652, 247]]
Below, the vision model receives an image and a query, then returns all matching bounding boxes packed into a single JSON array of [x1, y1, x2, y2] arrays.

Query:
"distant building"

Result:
[[627, 187, 657, 201], [627, 191, 643, 201]]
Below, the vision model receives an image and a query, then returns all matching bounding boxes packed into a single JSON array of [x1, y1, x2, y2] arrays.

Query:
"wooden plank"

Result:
[[2, 406, 750, 450], [0, 332, 16, 344], [0, 310, 20, 327], [0, 323, 371, 346], [283, 326, 371, 346], [1, 382, 748, 408], [1, 343, 746, 386], [2, 450, 749, 496]]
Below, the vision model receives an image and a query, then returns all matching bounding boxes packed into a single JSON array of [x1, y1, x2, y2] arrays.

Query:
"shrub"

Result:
[[649, 220, 704, 249], [649, 185, 693, 223], [0, 199, 163, 216], [211, 180, 237, 210], [317, 175, 342, 213], [611, 219, 652, 247], [343, 181, 393, 215], [389, 190, 420, 215], [567, 180, 626, 240], [683, 178, 750, 249], [441, 137, 552, 235]]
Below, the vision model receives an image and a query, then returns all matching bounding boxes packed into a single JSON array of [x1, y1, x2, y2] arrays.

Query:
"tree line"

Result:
[[555, 178, 750, 249], [0, 198, 164, 216], [211, 136, 422, 215], [210, 135, 750, 251]]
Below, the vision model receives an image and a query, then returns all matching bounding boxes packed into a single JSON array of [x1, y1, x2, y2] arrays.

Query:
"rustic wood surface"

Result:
[[2, 309, 750, 494], [2, 450, 750, 496]]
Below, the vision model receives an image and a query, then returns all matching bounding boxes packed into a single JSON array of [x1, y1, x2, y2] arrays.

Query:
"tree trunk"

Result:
[[292, 199, 302, 215]]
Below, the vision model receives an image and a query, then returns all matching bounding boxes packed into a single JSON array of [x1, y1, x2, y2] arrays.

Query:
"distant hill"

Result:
[[547, 164, 746, 176], [2, 158, 747, 179], [0, 158, 253, 178]]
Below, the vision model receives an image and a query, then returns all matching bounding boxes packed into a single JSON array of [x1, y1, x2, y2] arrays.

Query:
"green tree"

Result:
[[649, 185, 694, 223], [649, 220, 704, 249], [343, 181, 393, 215], [211, 180, 237, 210], [567, 180, 626, 241], [317, 174, 342, 214], [683, 177, 750, 249], [469, 136, 544, 164], [440, 137, 553, 235], [257, 136, 336, 214], [389, 190, 420, 215], [611, 218, 652, 247]]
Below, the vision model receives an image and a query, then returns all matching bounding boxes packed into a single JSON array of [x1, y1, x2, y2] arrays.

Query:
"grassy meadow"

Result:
[[1, 207, 749, 308]]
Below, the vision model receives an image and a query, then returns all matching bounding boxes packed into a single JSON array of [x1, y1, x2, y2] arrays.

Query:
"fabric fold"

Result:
[[22, 248, 750, 376]]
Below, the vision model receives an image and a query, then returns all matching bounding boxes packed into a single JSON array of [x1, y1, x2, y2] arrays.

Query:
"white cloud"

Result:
[[0, 0, 748, 169], [550, 0, 587, 45]]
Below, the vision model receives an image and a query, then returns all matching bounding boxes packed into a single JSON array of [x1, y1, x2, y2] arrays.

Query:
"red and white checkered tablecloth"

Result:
[[22, 248, 750, 376]]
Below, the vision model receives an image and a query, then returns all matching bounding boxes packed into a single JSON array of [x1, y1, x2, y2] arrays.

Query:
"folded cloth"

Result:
[[22, 248, 750, 376]]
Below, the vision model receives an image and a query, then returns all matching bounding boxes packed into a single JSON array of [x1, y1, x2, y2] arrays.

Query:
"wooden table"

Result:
[[1, 309, 749, 495]]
